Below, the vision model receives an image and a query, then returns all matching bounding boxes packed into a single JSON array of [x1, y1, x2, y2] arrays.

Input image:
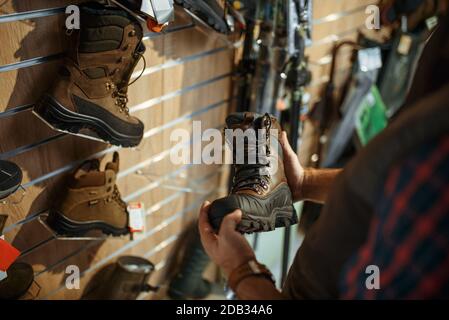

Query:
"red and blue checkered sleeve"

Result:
[[339, 134, 449, 299]]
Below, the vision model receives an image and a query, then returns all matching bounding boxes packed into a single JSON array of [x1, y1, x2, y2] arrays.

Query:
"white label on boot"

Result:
[[128, 202, 146, 240]]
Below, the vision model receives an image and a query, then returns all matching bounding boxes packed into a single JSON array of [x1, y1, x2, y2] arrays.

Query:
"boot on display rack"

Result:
[[34, 1, 146, 147], [209, 112, 298, 233], [47, 152, 130, 237], [168, 227, 212, 300], [0, 160, 22, 201], [82, 256, 157, 300]]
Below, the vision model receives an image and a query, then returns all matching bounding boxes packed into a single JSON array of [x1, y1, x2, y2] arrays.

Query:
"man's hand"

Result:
[[198, 202, 255, 277], [279, 131, 305, 202]]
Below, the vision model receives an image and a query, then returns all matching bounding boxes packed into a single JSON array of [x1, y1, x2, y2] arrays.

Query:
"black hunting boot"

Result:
[[35, 1, 145, 147], [0, 215, 35, 300], [209, 112, 298, 233], [82, 256, 157, 300], [168, 227, 211, 299], [0, 160, 22, 200], [175, 0, 230, 34]]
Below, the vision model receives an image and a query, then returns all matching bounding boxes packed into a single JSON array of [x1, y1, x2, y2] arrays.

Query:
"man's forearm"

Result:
[[299, 168, 342, 203], [234, 276, 286, 300]]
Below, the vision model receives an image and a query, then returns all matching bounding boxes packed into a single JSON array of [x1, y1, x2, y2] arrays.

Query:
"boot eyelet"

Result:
[[117, 57, 124, 63], [129, 30, 136, 37], [122, 44, 129, 51]]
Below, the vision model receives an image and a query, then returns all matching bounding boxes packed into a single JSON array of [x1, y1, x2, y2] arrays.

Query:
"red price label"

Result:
[[0, 239, 20, 271]]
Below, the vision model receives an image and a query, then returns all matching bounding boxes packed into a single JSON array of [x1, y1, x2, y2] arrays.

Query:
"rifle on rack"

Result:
[[278, 0, 311, 284]]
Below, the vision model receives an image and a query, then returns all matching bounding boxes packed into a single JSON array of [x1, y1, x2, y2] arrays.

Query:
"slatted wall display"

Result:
[[0, 0, 233, 299], [301, 0, 378, 166], [0, 0, 377, 300]]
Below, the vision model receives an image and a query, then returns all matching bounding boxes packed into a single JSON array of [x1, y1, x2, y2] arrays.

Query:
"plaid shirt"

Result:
[[340, 134, 449, 299]]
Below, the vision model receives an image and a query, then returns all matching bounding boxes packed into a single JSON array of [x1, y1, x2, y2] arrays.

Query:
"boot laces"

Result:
[[231, 113, 272, 195], [111, 185, 127, 210], [111, 52, 147, 116]]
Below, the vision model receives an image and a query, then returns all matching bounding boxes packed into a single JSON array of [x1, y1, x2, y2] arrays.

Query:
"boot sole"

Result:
[[212, 205, 298, 234], [240, 205, 298, 233], [47, 211, 129, 237], [174, 0, 229, 34], [209, 188, 298, 234], [0, 184, 21, 200], [34, 95, 143, 148]]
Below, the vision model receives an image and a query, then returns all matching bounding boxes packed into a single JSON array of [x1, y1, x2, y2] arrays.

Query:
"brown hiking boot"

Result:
[[34, 1, 145, 147], [209, 112, 298, 233], [47, 152, 129, 237]]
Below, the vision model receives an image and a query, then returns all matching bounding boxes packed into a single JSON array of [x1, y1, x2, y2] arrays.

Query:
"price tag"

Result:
[[141, 0, 155, 17], [0, 238, 20, 272], [358, 47, 382, 72], [141, 0, 173, 24], [426, 16, 438, 31], [128, 202, 146, 239], [355, 86, 388, 145]]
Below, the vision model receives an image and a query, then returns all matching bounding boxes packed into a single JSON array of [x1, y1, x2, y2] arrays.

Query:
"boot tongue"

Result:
[[226, 112, 260, 130], [228, 112, 273, 194], [105, 152, 120, 174], [71, 159, 105, 188], [74, 159, 100, 177]]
